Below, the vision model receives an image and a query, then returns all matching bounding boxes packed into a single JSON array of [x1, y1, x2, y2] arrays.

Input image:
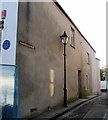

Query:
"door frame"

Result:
[[78, 70, 82, 98]]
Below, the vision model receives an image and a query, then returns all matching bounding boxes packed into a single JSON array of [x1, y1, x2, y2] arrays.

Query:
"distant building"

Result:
[[105, 67, 108, 90], [0, 1, 100, 118], [101, 66, 108, 90]]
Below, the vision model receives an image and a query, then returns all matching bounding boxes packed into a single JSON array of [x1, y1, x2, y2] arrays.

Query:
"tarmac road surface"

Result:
[[57, 92, 108, 120]]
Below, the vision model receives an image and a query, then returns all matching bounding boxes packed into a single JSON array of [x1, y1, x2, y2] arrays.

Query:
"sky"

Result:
[[57, 0, 106, 68]]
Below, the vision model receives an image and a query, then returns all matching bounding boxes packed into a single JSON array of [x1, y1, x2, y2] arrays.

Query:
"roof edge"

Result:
[[54, 2, 96, 53]]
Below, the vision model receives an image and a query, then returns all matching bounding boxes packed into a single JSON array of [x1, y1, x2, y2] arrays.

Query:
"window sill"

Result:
[[87, 63, 90, 65], [85, 89, 89, 91], [70, 44, 75, 49]]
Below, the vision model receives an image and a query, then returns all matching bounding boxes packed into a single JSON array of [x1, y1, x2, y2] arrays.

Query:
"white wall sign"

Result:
[[0, 1, 18, 65]]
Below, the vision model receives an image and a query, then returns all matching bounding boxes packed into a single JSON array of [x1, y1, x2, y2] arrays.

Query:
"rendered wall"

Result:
[[92, 59, 100, 94], [16, 2, 100, 117]]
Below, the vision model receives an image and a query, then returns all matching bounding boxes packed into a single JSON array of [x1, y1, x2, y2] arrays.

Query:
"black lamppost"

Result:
[[60, 31, 69, 107]]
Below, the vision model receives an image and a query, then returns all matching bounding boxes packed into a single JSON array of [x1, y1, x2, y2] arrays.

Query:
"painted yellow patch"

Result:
[[50, 69, 54, 97]]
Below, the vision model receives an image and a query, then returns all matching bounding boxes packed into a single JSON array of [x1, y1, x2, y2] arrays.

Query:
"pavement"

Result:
[[30, 93, 102, 120]]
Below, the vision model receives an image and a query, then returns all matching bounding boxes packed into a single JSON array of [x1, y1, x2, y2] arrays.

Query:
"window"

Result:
[[87, 52, 90, 64], [70, 28, 75, 47], [85, 75, 89, 90]]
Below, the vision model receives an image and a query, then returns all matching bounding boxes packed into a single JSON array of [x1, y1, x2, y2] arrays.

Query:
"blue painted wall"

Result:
[[0, 65, 19, 119]]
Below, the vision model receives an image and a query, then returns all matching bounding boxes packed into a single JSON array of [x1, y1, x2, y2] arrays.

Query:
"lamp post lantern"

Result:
[[60, 31, 69, 107]]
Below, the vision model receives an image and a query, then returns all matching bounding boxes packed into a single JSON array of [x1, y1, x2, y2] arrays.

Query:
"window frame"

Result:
[[70, 27, 75, 48], [85, 75, 89, 90], [87, 52, 90, 64]]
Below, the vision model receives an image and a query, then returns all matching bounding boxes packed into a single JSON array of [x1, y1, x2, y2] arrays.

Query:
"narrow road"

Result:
[[56, 92, 108, 120]]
